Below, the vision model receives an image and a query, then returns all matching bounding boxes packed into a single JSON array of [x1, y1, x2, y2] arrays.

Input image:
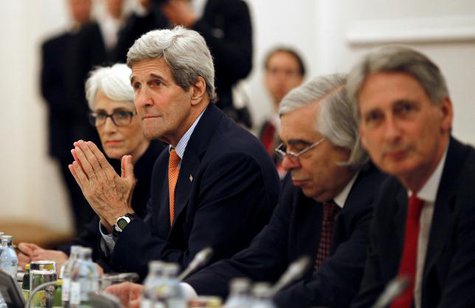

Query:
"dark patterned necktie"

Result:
[[315, 201, 339, 270]]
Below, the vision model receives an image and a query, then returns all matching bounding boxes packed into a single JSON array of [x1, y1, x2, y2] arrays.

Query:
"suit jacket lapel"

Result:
[[383, 182, 407, 281], [172, 153, 199, 226], [169, 105, 223, 229], [395, 189, 407, 250], [155, 152, 172, 235], [295, 195, 323, 259], [423, 138, 462, 282]]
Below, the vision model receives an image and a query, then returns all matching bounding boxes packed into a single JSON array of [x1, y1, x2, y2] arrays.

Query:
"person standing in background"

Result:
[[158, 0, 253, 123], [71, 0, 128, 137], [258, 47, 306, 178], [114, 0, 169, 63], [40, 0, 96, 235]]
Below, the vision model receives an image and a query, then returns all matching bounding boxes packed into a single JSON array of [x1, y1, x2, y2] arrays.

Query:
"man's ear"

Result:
[[359, 124, 368, 150], [190, 76, 207, 106], [439, 97, 453, 134]]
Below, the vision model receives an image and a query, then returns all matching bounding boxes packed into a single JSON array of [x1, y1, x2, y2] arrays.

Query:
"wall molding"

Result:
[[346, 15, 475, 45]]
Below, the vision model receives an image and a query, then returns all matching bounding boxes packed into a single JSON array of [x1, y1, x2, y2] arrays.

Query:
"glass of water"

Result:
[[29, 260, 57, 308]]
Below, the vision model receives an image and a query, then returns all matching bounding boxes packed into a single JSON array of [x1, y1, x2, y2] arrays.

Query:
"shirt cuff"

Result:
[[99, 220, 116, 253]]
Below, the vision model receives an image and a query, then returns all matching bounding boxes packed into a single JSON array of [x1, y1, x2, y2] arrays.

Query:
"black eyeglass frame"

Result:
[[88, 110, 137, 127]]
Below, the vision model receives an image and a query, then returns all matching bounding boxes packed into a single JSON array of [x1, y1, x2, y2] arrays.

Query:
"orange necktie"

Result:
[[168, 149, 180, 225]]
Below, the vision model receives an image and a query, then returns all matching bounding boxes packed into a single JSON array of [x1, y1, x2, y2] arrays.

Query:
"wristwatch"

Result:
[[113, 213, 136, 236]]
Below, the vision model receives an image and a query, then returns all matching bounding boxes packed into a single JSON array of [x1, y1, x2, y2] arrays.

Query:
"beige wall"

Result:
[[0, 0, 474, 229]]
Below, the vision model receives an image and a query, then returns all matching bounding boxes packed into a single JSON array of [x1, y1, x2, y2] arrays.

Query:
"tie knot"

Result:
[[323, 201, 339, 222], [169, 148, 180, 168]]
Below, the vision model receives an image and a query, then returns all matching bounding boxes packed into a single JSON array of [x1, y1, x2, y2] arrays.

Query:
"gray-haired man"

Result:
[[69, 26, 280, 279]]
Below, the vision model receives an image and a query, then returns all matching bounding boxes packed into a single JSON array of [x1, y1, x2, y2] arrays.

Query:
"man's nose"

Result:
[[281, 155, 300, 171], [135, 87, 153, 108], [383, 116, 402, 142]]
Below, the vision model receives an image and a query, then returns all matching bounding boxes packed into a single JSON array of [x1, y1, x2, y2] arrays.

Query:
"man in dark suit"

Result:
[[181, 75, 386, 307], [69, 26, 280, 279], [160, 0, 253, 118], [40, 0, 96, 234], [114, 1, 165, 63], [347, 46, 475, 307]]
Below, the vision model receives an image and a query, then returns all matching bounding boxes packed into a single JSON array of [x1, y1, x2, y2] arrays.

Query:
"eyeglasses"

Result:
[[88, 110, 137, 127], [274, 138, 326, 163]]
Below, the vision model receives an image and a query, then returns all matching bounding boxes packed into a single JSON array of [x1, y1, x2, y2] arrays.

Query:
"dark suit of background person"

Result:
[[352, 138, 475, 308], [71, 22, 113, 126], [159, 0, 253, 115], [40, 31, 96, 234], [186, 165, 386, 308], [114, 5, 169, 63], [58, 140, 164, 266], [105, 104, 280, 279], [70, 5, 127, 146]]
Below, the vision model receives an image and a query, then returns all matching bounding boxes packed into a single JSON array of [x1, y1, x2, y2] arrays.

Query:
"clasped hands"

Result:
[[69, 140, 136, 232]]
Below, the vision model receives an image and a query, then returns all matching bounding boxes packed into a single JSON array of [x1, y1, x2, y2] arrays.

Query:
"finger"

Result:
[[18, 253, 31, 268], [18, 242, 36, 255], [105, 282, 132, 307], [84, 141, 117, 182], [121, 155, 135, 180], [130, 298, 141, 308], [73, 141, 97, 179], [69, 161, 90, 189]]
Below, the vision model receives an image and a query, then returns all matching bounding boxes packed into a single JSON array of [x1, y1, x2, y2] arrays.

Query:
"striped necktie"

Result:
[[315, 201, 339, 270]]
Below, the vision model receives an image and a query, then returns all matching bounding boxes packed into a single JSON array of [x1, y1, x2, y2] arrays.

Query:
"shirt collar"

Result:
[[168, 110, 205, 159], [333, 171, 359, 209], [409, 144, 449, 203]]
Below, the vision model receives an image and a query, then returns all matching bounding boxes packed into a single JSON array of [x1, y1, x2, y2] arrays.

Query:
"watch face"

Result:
[[117, 217, 130, 230]]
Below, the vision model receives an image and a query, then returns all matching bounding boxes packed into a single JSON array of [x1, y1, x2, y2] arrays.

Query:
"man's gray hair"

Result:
[[127, 26, 216, 102], [85, 63, 134, 109], [346, 45, 449, 120], [279, 74, 368, 169]]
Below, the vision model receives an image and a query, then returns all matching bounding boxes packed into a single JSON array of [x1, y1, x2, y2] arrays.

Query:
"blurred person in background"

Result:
[[20, 64, 164, 271], [157, 0, 253, 125], [258, 46, 306, 178], [69, 0, 129, 152], [114, 0, 169, 62], [40, 0, 96, 235]]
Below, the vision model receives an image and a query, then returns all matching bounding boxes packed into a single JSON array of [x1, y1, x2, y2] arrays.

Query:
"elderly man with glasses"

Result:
[[158, 74, 385, 307]]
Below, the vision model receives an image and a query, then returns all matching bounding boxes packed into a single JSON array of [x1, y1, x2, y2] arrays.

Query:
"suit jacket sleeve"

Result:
[[437, 155, 475, 307], [185, 180, 296, 298], [108, 152, 278, 279], [275, 199, 373, 308], [350, 179, 396, 308], [40, 38, 72, 115]]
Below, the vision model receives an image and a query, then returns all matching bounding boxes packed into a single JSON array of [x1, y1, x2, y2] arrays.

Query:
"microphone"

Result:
[[269, 256, 311, 296], [371, 276, 409, 308], [177, 247, 214, 281]]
